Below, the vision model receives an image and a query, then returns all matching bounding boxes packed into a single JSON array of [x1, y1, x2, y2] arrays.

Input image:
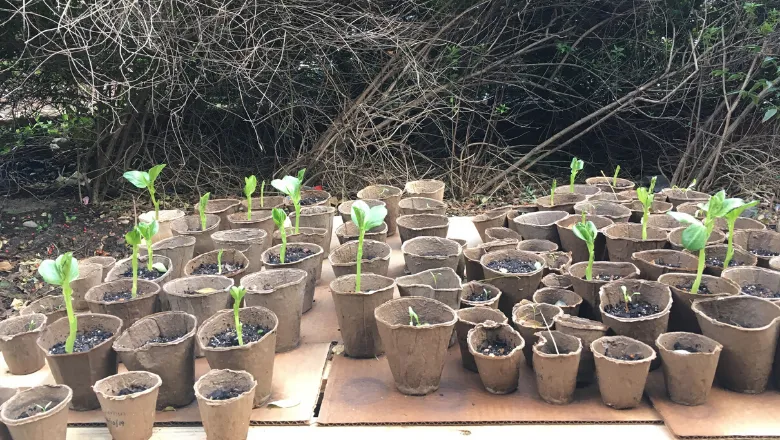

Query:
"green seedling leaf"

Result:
[[123, 170, 150, 189], [217, 249, 224, 275], [152, 262, 167, 273], [408, 306, 422, 326], [198, 192, 211, 230], [148, 164, 166, 183], [230, 286, 247, 346], [271, 176, 302, 199], [162, 406, 176, 412], [569, 157, 584, 192], [136, 221, 159, 242], [244, 175, 258, 217], [681, 222, 709, 251], [124, 228, 143, 246], [272, 208, 287, 228], [38, 253, 80, 286], [351, 201, 387, 231]]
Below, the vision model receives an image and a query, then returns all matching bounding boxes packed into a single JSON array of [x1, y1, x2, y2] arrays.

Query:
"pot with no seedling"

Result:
[[627, 200, 673, 223], [658, 273, 740, 333], [0, 314, 46, 375], [455, 307, 507, 372], [297, 206, 336, 253], [722, 266, 780, 301], [261, 242, 324, 314], [692, 296, 780, 393], [152, 236, 196, 282], [481, 249, 546, 317], [106, 255, 172, 289], [513, 211, 569, 246], [113, 311, 197, 408], [227, 210, 274, 238], [661, 188, 709, 209], [240, 269, 306, 352], [396, 214, 449, 244], [573, 201, 632, 223], [467, 322, 525, 395], [535, 193, 587, 214], [402, 236, 461, 274], [357, 185, 402, 236], [533, 288, 582, 316], [654, 332, 722, 406], [591, 336, 656, 409], [82, 256, 117, 281], [330, 274, 395, 358], [485, 227, 522, 242], [675, 201, 703, 218], [397, 267, 461, 346], [85, 280, 160, 331], [336, 221, 388, 244], [506, 204, 540, 231], [241, 196, 286, 211], [184, 249, 249, 283], [603, 223, 668, 262], [451, 238, 468, 278], [714, 216, 766, 232], [568, 261, 640, 321], [700, 244, 758, 277], [170, 213, 221, 255], [733, 230, 780, 268], [556, 214, 613, 263], [472, 211, 510, 242], [20, 296, 66, 329], [138, 210, 186, 243], [0, 385, 72, 440], [92, 371, 162, 440], [554, 184, 601, 198], [542, 273, 573, 290], [194, 369, 257, 440], [212, 229, 267, 274], [198, 302, 278, 407], [668, 227, 725, 251], [585, 176, 635, 192], [532, 330, 582, 404], [645, 213, 684, 232], [516, 239, 558, 253], [398, 197, 446, 216], [339, 199, 387, 223], [540, 251, 572, 275], [589, 192, 632, 204], [374, 297, 457, 395], [404, 179, 445, 201], [463, 240, 518, 282], [37, 313, 122, 410], [553, 315, 609, 384], [511, 302, 563, 367], [631, 249, 698, 281], [205, 199, 241, 231], [329, 240, 391, 278], [460, 281, 502, 309], [70, 262, 103, 311]]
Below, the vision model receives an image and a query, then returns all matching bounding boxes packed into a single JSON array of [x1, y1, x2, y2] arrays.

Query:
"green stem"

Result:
[[585, 245, 594, 281], [569, 176, 575, 193], [150, 189, 159, 221], [246, 196, 252, 220], [723, 221, 735, 269], [294, 203, 301, 234], [145, 243, 154, 271], [355, 229, 365, 292], [280, 229, 287, 264], [63, 284, 77, 354], [260, 181, 265, 208], [131, 245, 139, 298], [234, 302, 243, 346], [641, 209, 649, 240], [200, 211, 207, 231], [690, 247, 706, 295]]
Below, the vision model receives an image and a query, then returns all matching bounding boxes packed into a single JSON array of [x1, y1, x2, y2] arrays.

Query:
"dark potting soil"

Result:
[[705, 256, 744, 268], [466, 288, 492, 302], [206, 324, 270, 348], [49, 329, 114, 354], [653, 259, 681, 268], [604, 347, 646, 361], [751, 248, 780, 257], [604, 301, 661, 318], [673, 341, 702, 353], [143, 334, 185, 346], [675, 280, 714, 295], [477, 339, 513, 356], [16, 403, 54, 419], [591, 273, 623, 282], [121, 266, 166, 280], [191, 262, 244, 276], [300, 195, 328, 206], [102, 290, 145, 302], [741, 284, 780, 299], [267, 247, 314, 264], [207, 387, 246, 400], [117, 384, 149, 396], [485, 258, 540, 274]]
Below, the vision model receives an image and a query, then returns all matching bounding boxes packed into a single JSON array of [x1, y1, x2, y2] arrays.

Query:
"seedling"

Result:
[[125, 226, 143, 298], [572, 212, 598, 280], [229, 286, 246, 346], [259, 180, 266, 208], [620, 285, 641, 313], [549, 179, 557, 205], [217, 249, 224, 275], [34, 401, 53, 413], [722, 199, 759, 268], [27, 319, 36, 331], [351, 200, 388, 292], [37, 252, 79, 353], [272, 208, 288, 263], [136, 220, 159, 271], [244, 175, 257, 220], [612, 165, 621, 187], [636, 176, 657, 240], [408, 307, 426, 326], [569, 158, 584, 193], [198, 192, 211, 230], [272, 169, 305, 233], [123, 164, 166, 220]]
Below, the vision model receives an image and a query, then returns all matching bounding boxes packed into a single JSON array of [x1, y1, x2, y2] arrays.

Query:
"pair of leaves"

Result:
[[667, 212, 708, 251], [198, 192, 211, 215], [570, 158, 584, 173], [636, 176, 657, 209], [351, 200, 387, 231], [123, 164, 166, 190], [136, 221, 159, 242], [125, 227, 143, 246], [271, 169, 305, 202], [38, 252, 79, 286], [572, 219, 598, 245], [244, 176, 257, 198], [271, 208, 288, 228], [697, 190, 745, 219], [230, 286, 247, 304], [724, 200, 759, 223]]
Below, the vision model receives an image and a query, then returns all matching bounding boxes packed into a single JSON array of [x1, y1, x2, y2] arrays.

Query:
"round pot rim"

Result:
[[227, 211, 272, 223], [532, 330, 583, 359], [396, 267, 461, 291], [661, 188, 709, 199], [163, 275, 234, 298], [0, 313, 47, 340], [602, 223, 667, 241], [480, 249, 546, 277], [139, 209, 185, 222], [657, 272, 740, 294], [456, 307, 508, 326], [0, 384, 73, 426], [20, 295, 65, 316], [92, 371, 163, 401], [654, 331, 723, 356], [85, 279, 161, 305], [585, 176, 635, 188], [197, 307, 279, 353], [261, 243, 324, 267], [338, 199, 387, 215], [240, 269, 307, 292], [460, 282, 502, 306], [590, 335, 657, 364], [212, 228, 268, 242], [691, 295, 780, 332], [631, 249, 699, 265], [329, 273, 396, 296], [109, 255, 173, 283], [396, 214, 449, 230], [194, 369, 258, 404], [300, 205, 336, 216], [113, 311, 197, 353], [567, 261, 640, 284], [357, 184, 403, 199], [574, 200, 632, 216], [555, 213, 614, 230], [535, 193, 587, 207], [401, 236, 461, 259], [374, 296, 457, 330], [404, 179, 445, 192], [171, 214, 221, 234], [398, 197, 445, 208], [336, 221, 388, 237], [533, 287, 583, 307], [513, 210, 569, 226], [185, 249, 249, 278], [668, 227, 725, 246], [328, 239, 392, 267], [205, 198, 241, 214], [38, 313, 123, 357], [598, 279, 673, 322], [467, 322, 525, 360], [152, 235, 197, 250]]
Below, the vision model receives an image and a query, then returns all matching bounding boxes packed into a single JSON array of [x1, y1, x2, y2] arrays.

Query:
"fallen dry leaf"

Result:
[[0, 261, 14, 272]]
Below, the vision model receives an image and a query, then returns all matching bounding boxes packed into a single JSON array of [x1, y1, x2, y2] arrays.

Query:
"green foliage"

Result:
[[351, 201, 388, 292], [38, 252, 79, 353], [722, 199, 759, 268], [272, 208, 288, 263], [620, 285, 641, 313], [244, 175, 257, 219], [136, 221, 159, 271], [198, 193, 211, 230], [125, 227, 143, 298], [229, 286, 247, 346], [272, 169, 305, 233], [569, 158, 584, 192], [123, 164, 166, 220], [612, 166, 621, 187], [260, 180, 266, 208], [217, 249, 224, 275], [550, 179, 557, 205], [636, 176, 657, 239], [408, 307, 422, 326], [572, 213, 598, 280]]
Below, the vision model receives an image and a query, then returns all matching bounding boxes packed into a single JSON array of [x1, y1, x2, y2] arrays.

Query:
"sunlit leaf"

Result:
[[681, 223, 708, 251], [148, 164, 166, 183], [123, 171, 150, 189], [244, 175, 257, 197], [667, 211, 701, 226]]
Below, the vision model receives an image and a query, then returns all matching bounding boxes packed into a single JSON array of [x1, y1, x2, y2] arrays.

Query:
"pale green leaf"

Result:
[[125, 228, 143, 246], [137, 221, 159, 241], [667, 211, 701, 226], [152, 262, 167, 273], [148, 164, 166, 183], [230, 286, 246, 303], [681, 223, 708, 251], [123, 171, 150, 189], [37, 260, 63, 286], [364, 205, 388, 230], [351, 202, 367, 228], [272, 208, 287, 227], [763, 107, 777, 122], [244, 175, 257, 197]]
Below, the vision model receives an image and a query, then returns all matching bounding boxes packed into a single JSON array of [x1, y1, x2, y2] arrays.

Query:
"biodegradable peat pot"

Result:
[[669, 227, 725, 251], [396, 267, 461, 346], [227, 210, 274, 240], [272, 226, 329, 260], [553, 314, 609, 384], [240, 196, 286, 211], [374, 297, 457, 395], [240, 269, 306, 352], [692, 296, 780, 393], [184, 249, 249, 284], [541, 273, 573, 290], [212, 229, 267, 273], [506, 205, 540, 231], [460, 281, 502, 309], [574, 201, 632, 223], [516, 239, 559, 253], [330, 274, 395, 358], [152, 235, 196, 281], [170, 214, 221, 255], [398, 197, 446, 216], [70, 262, 103, 311], [261, 243, 324, 314], [404, 179, 445, 201], [661, 188, 709, 209], [467, 322, 525, 394], [627, 200, 673, 223], [532, 330, 582, 404], [722, 266, 780, 301], [0, 387, 14, 440], [36, 313, 122, 410], [603, 223, 667, 263], [585, 176, 635, 192], [541, 251, 572, 276], [553, 184, 601, 198], [82, 256, 117, 281], [472, 212, 509, 242], [463, 240, 518, 282], [455, 307, 508, 372], [513, 211, 568, 246], [645, 213, 684, 232], [481, 250, 546, 317], [714, 216, 766, 232], [92, 371, 162, 440], [357, 185, 403, 236], [105, 256, 173, 297], [205, 199, 241, 231], [20, 296, 65, 328], [589, 192, 632, 204], [113, 311, 197, 408], [655, 332, 722, 406], [84, 279, 160, 331], [194, 369, 256, 440], [631, 249, 698, 281], [296, 189, 332, 207], [598, 279, 672, 353], [533, 288, 582, 316], [0, 385, 71, 440], [138, 209, 186, 243], [484, 227, 522, 242], [197, 307, 278, 407], [0, 314, 46, 375], [556, 214, 614, 263], [336, 221, 388, 245], [702, 244, 758, 277], [402, 236, 461, 274], [535, 194, 587, 214], [298, 206, 336, 253], [396, 214, 449, 244], [568, 261, 640, 320], [451, 238, 468, 278], [733, 230, 780, 268], [592, 336, 656, 409], [511, 302, 563, 367], [338, 199, 386, 223], [329, 239, 391, 278], [658, 273, 740, 333]]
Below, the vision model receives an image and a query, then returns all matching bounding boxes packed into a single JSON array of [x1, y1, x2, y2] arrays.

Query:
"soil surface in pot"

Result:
[[49, 328, 114, 354], [191, 262, 245, 276], [604, 301, 660, 318], [207, 387, 246, 400], [144, 333, 185, 346], [117, 384, 149, 396], [675, 281, 714, 295], [485, 258, 540, 274], [589, 273, 623, 281], [466, 289, 492, 302], [267, 247, 315, 264], [654, 258, 682, 268], [300, 195, 328, 206], [741, 284, 780, 299], [17, 403, 56, 419], [673, 341, 705, 353], [705, 256, 745, 267], [476, 339, 513, 356], [122, 266, 167, 280], [206, 324, 271, 347], [604, 347, 646, 361], [751, 248, 780, 257], [102, 290, 147, 302]]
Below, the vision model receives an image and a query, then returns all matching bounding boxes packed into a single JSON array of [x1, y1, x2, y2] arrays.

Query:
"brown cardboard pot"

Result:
[[194, 369, 256, 440], [401, 236, 461, 274], [338, 199, 386, 223], [398, 197, 446, 216], [661, 188, 709, 209], [183, 249, 249, 283], [675, 202, 703, 218], [404, 179, 445, 201], [396, 214, 449, 244], [556, 214, 614, 263], [335, 221, 388, 245], [481, 249, 545, 317], [170, 214, 221, 255], [467, 322, 525, 394], [0, 385, 71, 440], [535, 194, 587, 214], [396, 267, 461, 346], [484, 227, 522, 242], [463, 240, 518, 281], [691, 296, 780, 393], [627, 200, 673, 223], [553, 314, 609, 384], [574, 201, 632, 223], [657, 273, 740, 333], [227, 210, 274, 241], [591, 336, 656, 409], [598, 279, 672, 352], [506, 205, 539, 232], [330, 274, 395, 358], [733, 230, 780, 268], [0, 388, 25, 440], [205, 199, 241, 231], [451, 238, 468, 278], [374, 297, 457, 395], [298, 206, 336, 253], [20, 296, 66, 327], [240, 269, 306, 352], [106, 255, 173, 289], [631, 249, 698, 281], [138, 210, 186, 244], [512, 211, 569, 245], [460, 281, 502, 309], [714, 216, 767, 232], [532, 288, 582, 316], [36, 313, 122, 410], [455, 307, 508, 372], [532, 330, 582, 404], [701, 244, 757, 277], [273, 226, 329, 266], [357, 185, 402, 236], [261, 243, 324, 313], [240, 195, 285, 211], [511, 302, 563, 367], [553, 184, 601, 198], [541, 273, 573, 290], [212, 229, 267, 273], [84, 279, 160, 331], [654, 332, 722, 406], [70, 262, 103, 310], [567, 261, 640, 320], [0, 314, 46, 375], [603, 223, 667, 262], [472, 211, 509, 242], [516, 239, 558, 253], [82, 256, 117, 281], [668, 227, 725, 251], [722, 266, 780, 300], [329, 239, 391, 278], [585, 176, 635, 192], [152, 235, 196, 281], [113, 311, 197, 408], [92, 371, 162, 440], [589, 192, 632, 204], [197, 307, 278, 407], [645, 213, 684, 232], [540, 251, 572, 276]]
